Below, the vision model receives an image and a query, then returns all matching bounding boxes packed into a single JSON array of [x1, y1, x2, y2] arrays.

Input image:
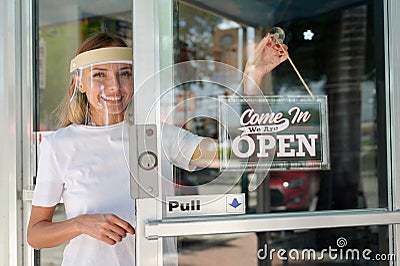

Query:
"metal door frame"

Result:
[[387, 0, 400, 261], [132, 0, 175, 264], [1, 0, 398, 265], [0, 0, 35, 265]]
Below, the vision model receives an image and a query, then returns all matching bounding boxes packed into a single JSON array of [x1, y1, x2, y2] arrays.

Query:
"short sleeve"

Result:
[[161, 124, 204, 171], [32, 137, 64, 207]]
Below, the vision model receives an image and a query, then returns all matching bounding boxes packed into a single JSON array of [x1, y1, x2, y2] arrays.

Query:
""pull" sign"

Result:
[[168, 200, 201, 212], [165, 194, 245, 217]]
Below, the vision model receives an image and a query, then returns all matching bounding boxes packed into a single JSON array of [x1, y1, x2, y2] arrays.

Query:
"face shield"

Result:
[[69, 47, 133, 126]]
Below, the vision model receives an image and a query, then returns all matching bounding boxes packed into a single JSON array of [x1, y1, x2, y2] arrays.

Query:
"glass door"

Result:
[[25, 0, 400, 265], [30, 0, 132, 264], [132, 0, 400, 265]]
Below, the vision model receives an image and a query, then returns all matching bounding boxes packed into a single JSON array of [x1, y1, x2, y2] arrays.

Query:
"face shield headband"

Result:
[[69, 47, 133, 126]]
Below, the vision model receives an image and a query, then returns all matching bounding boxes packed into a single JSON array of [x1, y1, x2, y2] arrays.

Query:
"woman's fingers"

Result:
[[258, 35, 288, 62], [108, 223, 128, 238], [79, 214, 135, 245], [99, 234, 118, 245], [272, 42, 287, 52], [247, 34, 287, 66], [243, 33, 289, 90], [249, 34, 271, 64], [105, 229, 124, 243], [277, 43, 288, 56], [108, 214, 135, 234], [255, 34, 269, 54], [103, 214, 135, 240]]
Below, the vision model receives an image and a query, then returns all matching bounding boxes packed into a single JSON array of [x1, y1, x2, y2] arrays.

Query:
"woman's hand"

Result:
[[244, 33, 288, 94], [77, 214, 135, 245], [27, 205, 135, 250]]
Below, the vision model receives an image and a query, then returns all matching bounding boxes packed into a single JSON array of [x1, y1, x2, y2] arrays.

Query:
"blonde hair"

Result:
[[57, 33, 128, 127]]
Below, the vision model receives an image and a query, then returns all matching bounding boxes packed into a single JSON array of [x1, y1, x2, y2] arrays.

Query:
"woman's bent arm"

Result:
[[27, 205, 80, 249], [27, 205, 135, 250]]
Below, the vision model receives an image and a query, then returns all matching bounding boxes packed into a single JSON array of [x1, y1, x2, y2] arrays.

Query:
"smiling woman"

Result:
[[77, 61, 133, 126], [27, 32, 207, 266], [27, 33, 137, 266], [58, 35, 133, 127]]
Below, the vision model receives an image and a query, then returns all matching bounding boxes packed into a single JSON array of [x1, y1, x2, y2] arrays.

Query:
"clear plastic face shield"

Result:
[[69, 47, 133, 126]]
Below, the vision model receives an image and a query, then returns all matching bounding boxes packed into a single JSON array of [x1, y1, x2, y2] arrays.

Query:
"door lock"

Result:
[[138, 151, 158, 170], [130, 124, 159, 198]]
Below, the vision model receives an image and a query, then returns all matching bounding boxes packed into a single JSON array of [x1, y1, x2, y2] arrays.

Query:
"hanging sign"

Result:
[[218, 95, 330, 171]]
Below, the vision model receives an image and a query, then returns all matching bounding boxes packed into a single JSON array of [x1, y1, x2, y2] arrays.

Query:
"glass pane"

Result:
[[176, 225, 392, 265], [35, 0, 132, 264], [171, 0, 386, 213], [37, 0, 132, 131]]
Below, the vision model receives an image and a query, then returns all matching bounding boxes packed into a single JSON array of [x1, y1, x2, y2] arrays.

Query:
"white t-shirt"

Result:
[[32, 122, 203, 266]]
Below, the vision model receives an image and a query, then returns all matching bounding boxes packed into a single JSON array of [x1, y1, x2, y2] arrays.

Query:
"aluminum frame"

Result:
[[133, 0, 174, 265], [0, 1, 19, 264], [21, 0, 36, 264], [387, 0, 400, 263], [145, 209, 400, 239], [0, 0, 34, 265]]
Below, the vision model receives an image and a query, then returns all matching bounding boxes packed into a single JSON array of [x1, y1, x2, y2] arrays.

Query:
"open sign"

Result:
[[218, 95, 330, 171]]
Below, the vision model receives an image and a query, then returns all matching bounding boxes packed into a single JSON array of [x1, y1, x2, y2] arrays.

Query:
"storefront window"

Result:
[[173, 0, 386, 212], [173, 0, 387, 264], [33, 0, 388, 264]]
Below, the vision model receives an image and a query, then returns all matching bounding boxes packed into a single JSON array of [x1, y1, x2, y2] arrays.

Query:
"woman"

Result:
[[27, 32, 287, 265]]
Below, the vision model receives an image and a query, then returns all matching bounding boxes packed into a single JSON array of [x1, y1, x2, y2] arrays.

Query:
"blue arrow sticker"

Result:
[[229, 198, 242, 209]]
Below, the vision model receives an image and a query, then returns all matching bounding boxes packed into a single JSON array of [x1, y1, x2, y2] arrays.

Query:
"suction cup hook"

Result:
[[268, 26, 315, 100], [269, 27, 285, 44]]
